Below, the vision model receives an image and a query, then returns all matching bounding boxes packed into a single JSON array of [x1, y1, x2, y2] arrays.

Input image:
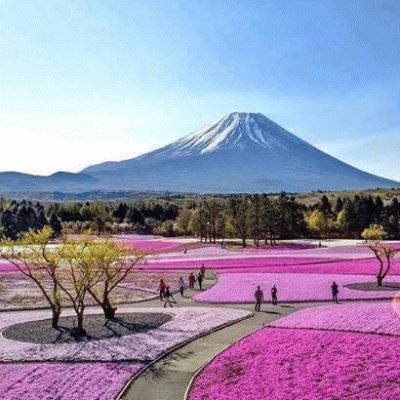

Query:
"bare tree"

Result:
[[57, 237, 104, 337], [369, 242, 398, 286], [1, 227, 63, 328], [86, 238, 144, 319]]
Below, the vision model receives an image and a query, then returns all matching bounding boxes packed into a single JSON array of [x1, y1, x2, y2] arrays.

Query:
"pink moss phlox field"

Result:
[[149, 243, 400, 261], [0, 362, 143, 400], [139, 257, 341, 272], [0, 263, 24, 273], [139, 256, 399, 275], [194, 273, 400, 303], [271, 302, 400, 336], [189, 328, 400, 400]]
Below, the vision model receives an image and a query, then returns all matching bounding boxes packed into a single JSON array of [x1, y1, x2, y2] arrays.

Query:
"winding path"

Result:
[[118, 275, 315, 400]]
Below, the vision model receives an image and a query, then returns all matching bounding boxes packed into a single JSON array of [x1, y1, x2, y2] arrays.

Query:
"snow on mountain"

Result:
[[136, 112, 311, 160], [79, 111, 399, 192], [0, 112, 398, 194]]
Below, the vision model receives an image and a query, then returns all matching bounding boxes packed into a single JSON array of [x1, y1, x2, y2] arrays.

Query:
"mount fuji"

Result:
[[0, 112, 398, 194]]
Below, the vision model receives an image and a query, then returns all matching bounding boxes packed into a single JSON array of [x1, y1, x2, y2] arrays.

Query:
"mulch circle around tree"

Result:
[[345, 282, 400, 292], [2, 312, 173, 344]]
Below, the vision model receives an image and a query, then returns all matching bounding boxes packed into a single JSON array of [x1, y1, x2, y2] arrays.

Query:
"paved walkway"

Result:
[[119, 274, 313, 400]]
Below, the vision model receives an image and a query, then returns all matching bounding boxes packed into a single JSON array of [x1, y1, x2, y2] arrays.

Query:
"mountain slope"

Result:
[[82, 112, 398, 192], [0, 112, 398, 194]]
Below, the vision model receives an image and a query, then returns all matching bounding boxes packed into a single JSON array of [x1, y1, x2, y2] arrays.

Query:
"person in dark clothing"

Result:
[[197, 272, 204, 290], [163, 286, 174, 308], [332, 281, 339, 303], [271, 285, 278, 305], [200, 264, 206, 278], [158, 279, 166, 301], [254, 286, 264, 312], [189, 272, 196, 289]]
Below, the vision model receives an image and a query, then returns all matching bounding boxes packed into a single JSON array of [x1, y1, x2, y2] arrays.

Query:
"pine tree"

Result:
[[49, 212, 63, 237]]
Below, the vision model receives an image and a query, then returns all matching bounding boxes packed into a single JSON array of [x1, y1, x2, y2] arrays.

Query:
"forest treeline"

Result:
[[0, 193, 399, 243]]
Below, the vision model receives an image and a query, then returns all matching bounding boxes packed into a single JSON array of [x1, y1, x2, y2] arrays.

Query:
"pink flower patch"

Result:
[[189, 328, 400, 400], [0, 362, 143, 400], [271, 302, 400, 336], [0, 263, 24, 273], [194, 273, 400, 303]]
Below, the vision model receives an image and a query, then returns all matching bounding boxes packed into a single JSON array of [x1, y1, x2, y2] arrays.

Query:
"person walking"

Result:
[[189, 272, 196, 289], [271, 285, 278, 305], [197, 272, 204, 291], [254, 286, 264, 312], [179, 277, 185, 297], [331, 281, 339, 303], [163, 286, 174, 307], [200, 264, 206, 278], [158, 279, 166, 301]]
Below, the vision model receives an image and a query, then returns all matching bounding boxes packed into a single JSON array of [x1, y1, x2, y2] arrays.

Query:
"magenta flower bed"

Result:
[[140, 256, 399, 275], [271, 302, 400, 336], [0, 362, 143, 400], [0, 262, 26, 273], [194, 273, 400, 303], [139, 256, 340, 271], [189, 328, 400, 400]]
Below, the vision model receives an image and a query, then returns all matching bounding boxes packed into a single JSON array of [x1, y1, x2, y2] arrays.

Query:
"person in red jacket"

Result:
[[158, 279, 166, 301], [189, 272, 196, 289]]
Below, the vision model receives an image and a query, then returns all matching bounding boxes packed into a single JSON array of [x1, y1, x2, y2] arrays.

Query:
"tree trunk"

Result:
[[103, 299, 117, 320], [377, 275, 384, 286], [52, 307, 61, 329], [76, 310, 85, 336], [242, 237, 246, 248]]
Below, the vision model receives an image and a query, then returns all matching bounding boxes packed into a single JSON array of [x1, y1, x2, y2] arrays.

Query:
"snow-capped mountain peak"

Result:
[[0, 112, 398, 194], [139, 112, 308, 160]]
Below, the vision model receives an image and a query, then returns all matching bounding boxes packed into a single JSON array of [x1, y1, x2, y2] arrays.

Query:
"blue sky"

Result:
[[0, 0, 399, 179]]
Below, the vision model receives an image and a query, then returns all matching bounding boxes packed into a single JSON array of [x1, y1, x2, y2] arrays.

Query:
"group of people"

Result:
[[157, 279, 176, 308], [254, 281, 340, 311], [189, 264, 206, 291], [157, 264, 207, 308], [254, 285, 278, 311]]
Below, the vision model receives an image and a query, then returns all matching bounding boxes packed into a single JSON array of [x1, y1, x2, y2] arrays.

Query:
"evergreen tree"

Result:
[[374, 196, 384, 224], [319, 195, 332, 216], [126, 207, 145, 225], [113, 203, 129, 223], [49, 212, 63, 237], [334, 197, 344, 214]]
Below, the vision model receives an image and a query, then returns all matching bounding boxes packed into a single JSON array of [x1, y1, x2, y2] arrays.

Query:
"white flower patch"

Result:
[[0, 307, 250, 362]]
